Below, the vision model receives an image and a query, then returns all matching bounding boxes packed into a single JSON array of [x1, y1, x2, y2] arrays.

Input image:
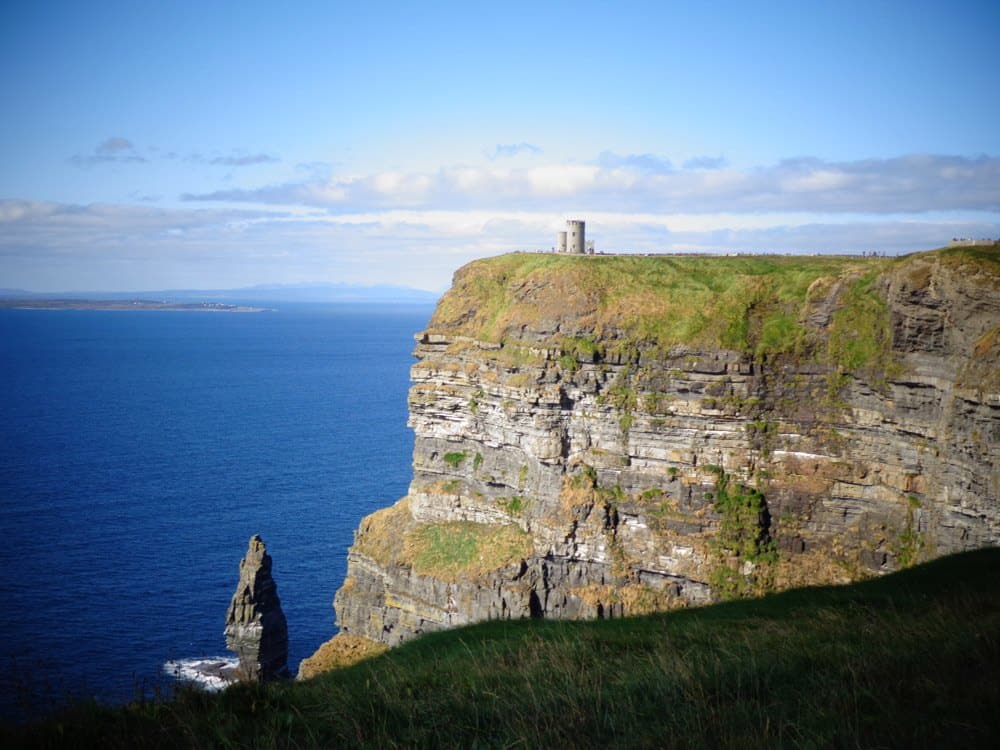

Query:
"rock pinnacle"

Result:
[[224, 534, 289, 682]]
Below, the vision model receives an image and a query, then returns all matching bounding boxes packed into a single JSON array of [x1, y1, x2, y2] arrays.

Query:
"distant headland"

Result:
[[0, 299, 269, 312]]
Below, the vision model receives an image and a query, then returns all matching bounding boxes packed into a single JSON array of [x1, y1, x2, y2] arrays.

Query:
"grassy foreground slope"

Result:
[[9, 548, 1000, 748]]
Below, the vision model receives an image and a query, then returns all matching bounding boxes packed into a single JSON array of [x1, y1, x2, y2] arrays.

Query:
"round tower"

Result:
[[567, 220, 585, 254], [557, 231, 567, 254]]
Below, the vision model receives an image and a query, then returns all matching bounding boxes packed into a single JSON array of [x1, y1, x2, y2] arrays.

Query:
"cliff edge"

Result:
[[321, 247, 999, 656]]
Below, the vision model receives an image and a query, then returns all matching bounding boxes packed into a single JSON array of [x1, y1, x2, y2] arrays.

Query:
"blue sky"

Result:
[[2, 0, 998, 292]]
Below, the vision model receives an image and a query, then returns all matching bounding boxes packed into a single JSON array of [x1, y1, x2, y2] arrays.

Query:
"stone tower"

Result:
[[556, 220, 586, 253], [566, 219, 585, 254]]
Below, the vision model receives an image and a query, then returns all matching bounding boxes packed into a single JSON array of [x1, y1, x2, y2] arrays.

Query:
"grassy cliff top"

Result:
[[9, 548, 1000, 748], [427, 247, 998, 362]]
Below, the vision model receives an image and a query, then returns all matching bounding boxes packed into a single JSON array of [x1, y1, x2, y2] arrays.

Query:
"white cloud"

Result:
[[524, 164, 600, 195], [6, 150, 999, 292], [781, 169, 855, 193], [181, 153, 1000, 214], [0, 200, 57, 222], [598, 151, 673, 173], [3, 198, 997, 293], [682, 155, 727, 170]]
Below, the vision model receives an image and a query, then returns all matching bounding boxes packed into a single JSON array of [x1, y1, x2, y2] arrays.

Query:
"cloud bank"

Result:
[[182, 154, 1000, 215], [2, 196, 997, 293], [6, 150, 998, 292]]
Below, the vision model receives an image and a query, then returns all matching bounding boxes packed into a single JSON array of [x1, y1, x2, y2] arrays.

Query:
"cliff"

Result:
[[327, 247, 1000, 651]]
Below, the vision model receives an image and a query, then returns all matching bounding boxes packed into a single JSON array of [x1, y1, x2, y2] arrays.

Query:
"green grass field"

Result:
[[8, 547, 999, 748]]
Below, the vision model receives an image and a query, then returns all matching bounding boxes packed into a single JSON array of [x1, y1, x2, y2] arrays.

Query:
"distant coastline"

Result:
[[0, 299, 270, 312], [0, 282, 440, 306]]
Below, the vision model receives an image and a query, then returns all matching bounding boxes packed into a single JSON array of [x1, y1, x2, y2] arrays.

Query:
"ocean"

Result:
[[0, 304, 432, 722]]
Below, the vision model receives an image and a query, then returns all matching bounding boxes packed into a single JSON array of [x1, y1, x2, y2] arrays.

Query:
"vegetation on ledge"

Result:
[[9, 548, 999, 748], [351, 497, 533, 581], [403, 521, 532, 581], [707, 465, 778, 600]]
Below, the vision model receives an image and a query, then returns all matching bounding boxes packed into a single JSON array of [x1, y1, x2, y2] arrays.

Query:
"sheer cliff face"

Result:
[[334, 249, 1000, 646]]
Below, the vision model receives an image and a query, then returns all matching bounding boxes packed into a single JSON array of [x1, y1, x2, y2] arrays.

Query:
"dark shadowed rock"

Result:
[[224, 534, 289, 682]]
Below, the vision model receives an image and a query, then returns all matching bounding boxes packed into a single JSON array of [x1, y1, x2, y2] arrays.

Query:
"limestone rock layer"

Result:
[[330, 248, 1000, 649], [225, 534, 289, 682]]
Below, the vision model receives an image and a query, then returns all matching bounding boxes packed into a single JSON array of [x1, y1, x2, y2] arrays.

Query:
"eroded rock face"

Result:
[[330, 250, 1000, 650], [225, 534, 289, 682]]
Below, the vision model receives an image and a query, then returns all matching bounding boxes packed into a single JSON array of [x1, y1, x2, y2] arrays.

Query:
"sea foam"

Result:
[[163, 657, 239, 692]]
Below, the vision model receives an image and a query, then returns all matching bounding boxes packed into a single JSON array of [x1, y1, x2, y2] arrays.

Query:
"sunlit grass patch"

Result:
[[402, 521, 533, 580]]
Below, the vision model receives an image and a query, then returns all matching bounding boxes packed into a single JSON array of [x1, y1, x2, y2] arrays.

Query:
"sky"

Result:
[[1, 0, 999, 293]]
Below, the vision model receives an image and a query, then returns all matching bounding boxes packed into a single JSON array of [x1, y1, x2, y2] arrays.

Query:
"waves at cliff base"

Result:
[[163, 657, 239, 692]]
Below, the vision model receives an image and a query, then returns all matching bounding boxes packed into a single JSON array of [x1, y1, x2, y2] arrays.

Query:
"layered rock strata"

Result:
[[225, 534, 289, 682], [328, 248, 1000, 651]]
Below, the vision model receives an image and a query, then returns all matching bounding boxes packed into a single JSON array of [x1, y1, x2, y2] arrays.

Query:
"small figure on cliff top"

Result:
[[224, 534, 290, 682]]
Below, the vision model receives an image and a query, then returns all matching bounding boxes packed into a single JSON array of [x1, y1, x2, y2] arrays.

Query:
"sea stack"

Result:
[[224, 534, 289, 682]]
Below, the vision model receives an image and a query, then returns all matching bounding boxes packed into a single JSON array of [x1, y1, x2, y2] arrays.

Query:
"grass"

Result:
[[403, 521, 533, 581], [8, 548, 1000, 748], [931, 244, 1000, 269], [825, 269, 897, 383], [428, 252, 889, 359], [707, 467, 777, 600], [351, 498, 533, 581], [497, 495, 529, 516], [425, 248, 998, 381], [442, 451, 467, 469]]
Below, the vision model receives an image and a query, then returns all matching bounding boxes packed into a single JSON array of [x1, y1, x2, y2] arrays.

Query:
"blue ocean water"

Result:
[[0, 304, 432, 722]]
